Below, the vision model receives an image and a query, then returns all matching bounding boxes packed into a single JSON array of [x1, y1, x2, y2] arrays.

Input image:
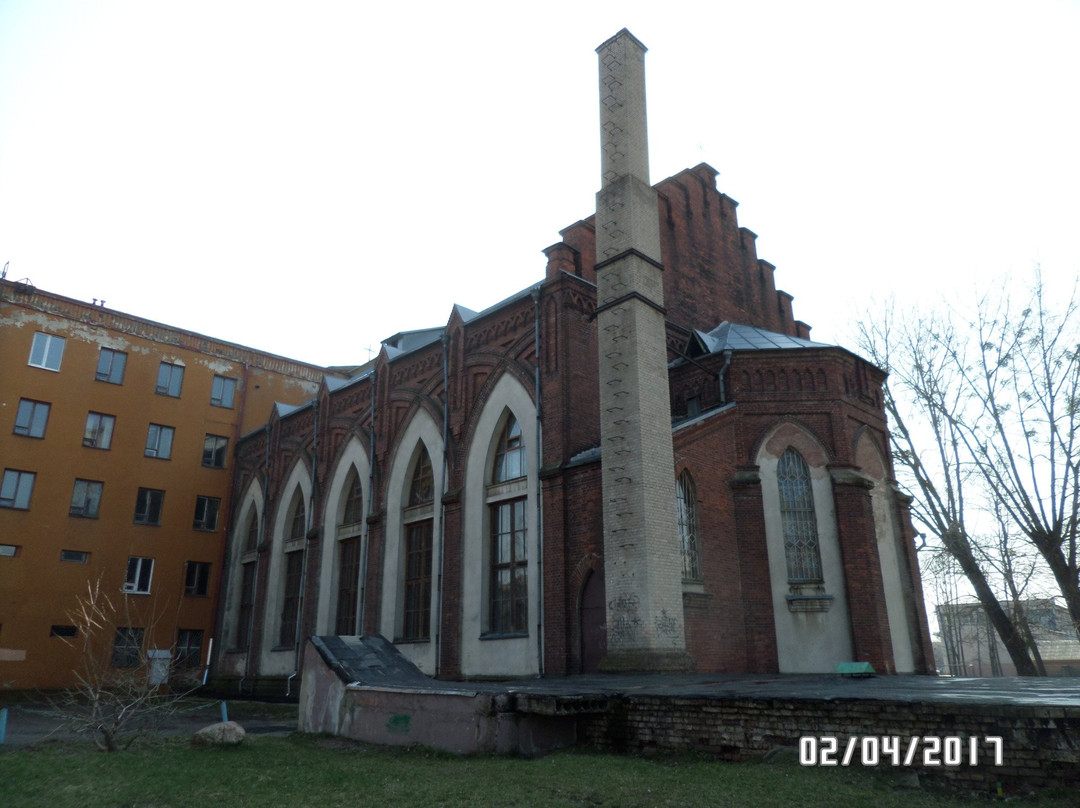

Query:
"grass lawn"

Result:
[[1, 734, 1073, 808]]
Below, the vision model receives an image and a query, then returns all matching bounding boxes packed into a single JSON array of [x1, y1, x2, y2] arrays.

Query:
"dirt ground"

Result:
[[0, 697, 298, 747]]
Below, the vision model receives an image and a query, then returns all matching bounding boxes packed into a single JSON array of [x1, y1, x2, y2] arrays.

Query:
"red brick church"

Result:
[[213, 30, 934, 693]]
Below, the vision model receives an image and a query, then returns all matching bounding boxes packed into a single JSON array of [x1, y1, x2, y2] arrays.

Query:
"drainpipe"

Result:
[[288, 398, 319, 697], [532, 286, 545, 676], [717, 350, 732, 405], [357, 369, 377, 635], [436, 333, 450, 674]]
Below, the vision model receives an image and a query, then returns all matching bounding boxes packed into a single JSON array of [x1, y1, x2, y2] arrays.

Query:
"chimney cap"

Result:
[[596, 28, 648, 55]]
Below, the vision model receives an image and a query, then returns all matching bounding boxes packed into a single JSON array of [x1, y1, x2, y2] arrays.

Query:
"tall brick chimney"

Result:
[[594, 30, 692, 672]]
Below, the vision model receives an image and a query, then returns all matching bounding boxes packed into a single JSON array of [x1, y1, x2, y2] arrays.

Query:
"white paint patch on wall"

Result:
[[757, 432, 854, 673]]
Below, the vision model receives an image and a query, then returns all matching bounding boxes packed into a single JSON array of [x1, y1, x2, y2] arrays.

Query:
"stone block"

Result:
[[192, 720, 246, 746]]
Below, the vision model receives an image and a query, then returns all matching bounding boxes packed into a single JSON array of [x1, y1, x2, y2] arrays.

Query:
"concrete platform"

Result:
[[299, 636, 1080, 791]]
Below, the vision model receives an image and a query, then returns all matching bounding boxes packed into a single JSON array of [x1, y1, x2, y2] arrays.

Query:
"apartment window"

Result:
[[133, 488, 164, 525], [111, 627, 144, 668], [155, 362, 184, 397], [202, 434, 228, 469], [123, 556, 154, 594], [60, 549, 89, 563], [0, 469, 35, 510], [0, 544, 20, 558], [184, 561, 211, 596], [83, 412, 116, 449], [95, 348, 127, 384], [28, 332, 65, 371], [145, 424, 174, 459], [193, 496, 220, 531], [14, 399, 50, 438], [50, 625, 78, 638], [211, 375, 237, 408], [176, 629, 204, 669], [69, 479, 104, 518]]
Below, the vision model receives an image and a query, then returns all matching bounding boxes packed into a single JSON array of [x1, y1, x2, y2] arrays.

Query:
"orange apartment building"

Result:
[[0, 278, 340, 689]]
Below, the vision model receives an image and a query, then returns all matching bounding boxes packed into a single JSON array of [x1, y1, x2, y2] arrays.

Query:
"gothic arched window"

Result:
[[236, 505, 259, 648], [489, 413, 527, 634], [493, 414, 525, 482], [335, 468, 363, 635], [403, 447, 434, 640], [676, 470, 701, 580], [342, 470, 363, 526], [279, 489, 306, 647], [244, 508, 259, 552], [776, 448, 823, 583]]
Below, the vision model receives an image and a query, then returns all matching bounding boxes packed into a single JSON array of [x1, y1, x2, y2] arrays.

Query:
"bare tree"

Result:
[[858, 302, 1041, 675], [860, 274, 1080, 676], [47, 578, 194, 751], [950, 279, 1080, 641]]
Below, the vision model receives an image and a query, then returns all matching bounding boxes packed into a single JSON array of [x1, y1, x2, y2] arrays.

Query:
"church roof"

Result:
[[689, 322, 831, 357]]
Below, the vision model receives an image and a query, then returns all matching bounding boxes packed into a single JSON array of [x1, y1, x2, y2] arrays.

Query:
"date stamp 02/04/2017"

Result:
[[798, 736, 1004, 767]]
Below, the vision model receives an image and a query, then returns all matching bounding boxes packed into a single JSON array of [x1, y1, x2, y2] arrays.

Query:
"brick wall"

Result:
[[578, 695, 1080, 791]]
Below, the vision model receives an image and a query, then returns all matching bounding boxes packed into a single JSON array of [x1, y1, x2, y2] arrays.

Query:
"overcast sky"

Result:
[[1, 1, 1077, 368]]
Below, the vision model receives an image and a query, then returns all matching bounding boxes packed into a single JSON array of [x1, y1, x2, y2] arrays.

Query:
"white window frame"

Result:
[[28, 332, 65, 371]]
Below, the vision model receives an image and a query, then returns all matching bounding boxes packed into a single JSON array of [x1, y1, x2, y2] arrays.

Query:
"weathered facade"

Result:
[[0, 283, 334, 689], [214, 32, 933, 694]]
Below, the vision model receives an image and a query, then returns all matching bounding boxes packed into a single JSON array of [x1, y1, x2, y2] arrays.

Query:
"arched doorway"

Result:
[[580, 570, 606, 673]]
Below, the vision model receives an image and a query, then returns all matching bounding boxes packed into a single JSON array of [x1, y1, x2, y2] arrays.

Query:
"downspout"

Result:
[[240, 421, 271, 694], [717, 350, 732, 405], [288, 398, 318, 697], [357, 369, 376, 635], [436, 333, 450, 674], [532, 286, 545, 675]]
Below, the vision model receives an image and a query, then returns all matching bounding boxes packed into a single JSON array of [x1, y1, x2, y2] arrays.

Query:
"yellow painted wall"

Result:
[[0, 284, 336, 689]]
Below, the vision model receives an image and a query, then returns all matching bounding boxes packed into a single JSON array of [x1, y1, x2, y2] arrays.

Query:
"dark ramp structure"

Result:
[[299, 635, 583, 754]]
